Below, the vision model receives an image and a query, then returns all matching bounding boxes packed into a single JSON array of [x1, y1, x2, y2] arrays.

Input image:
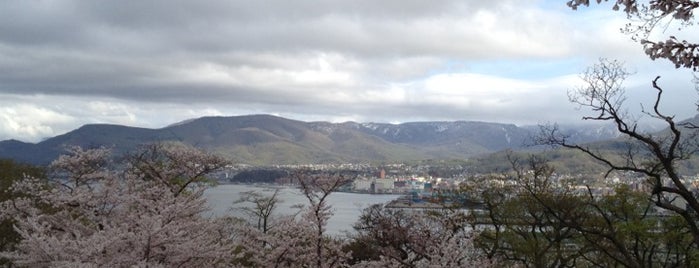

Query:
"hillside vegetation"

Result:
[[0, 114, 623, 167]]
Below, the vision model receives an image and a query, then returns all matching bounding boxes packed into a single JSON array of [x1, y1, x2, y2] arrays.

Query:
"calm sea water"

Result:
[[204, 184, 402, 235]]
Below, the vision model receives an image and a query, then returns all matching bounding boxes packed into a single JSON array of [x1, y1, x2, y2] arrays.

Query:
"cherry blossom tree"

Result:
[[296, 171, 354, 268], [351, 204, 494, 268], [567, 0, 699, 70], [233, 189, 284, 234], [233, 171, 353, 268], [0, 144, 235, 267], [1, 145, 499, 267], [125, 142, 229, 196]]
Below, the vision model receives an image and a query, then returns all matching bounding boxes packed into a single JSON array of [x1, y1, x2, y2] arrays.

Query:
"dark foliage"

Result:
[[0, 159, 45, 267], [230, 169, 290, 184]]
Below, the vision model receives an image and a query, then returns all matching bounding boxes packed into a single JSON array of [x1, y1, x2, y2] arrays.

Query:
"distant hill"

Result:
[[0, 114, 623, 166]]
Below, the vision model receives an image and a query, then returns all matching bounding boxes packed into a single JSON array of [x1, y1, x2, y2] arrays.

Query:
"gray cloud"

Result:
[[0, 0, 696, 142]]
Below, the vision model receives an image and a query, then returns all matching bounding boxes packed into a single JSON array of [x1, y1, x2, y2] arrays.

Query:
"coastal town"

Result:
[[215, 162, 699, 209]]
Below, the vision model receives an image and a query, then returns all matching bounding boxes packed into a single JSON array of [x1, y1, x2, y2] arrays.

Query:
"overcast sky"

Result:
[[1, 0, 698, 142]]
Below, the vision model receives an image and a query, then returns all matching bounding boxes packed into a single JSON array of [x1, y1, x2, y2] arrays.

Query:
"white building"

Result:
[[352, 177, 395, 192], [353, 178, 373, 191], [374, 178, 394, 191]]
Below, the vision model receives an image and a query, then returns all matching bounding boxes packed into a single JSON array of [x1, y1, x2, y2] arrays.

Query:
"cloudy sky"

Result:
[[1, 0, 698, 142]]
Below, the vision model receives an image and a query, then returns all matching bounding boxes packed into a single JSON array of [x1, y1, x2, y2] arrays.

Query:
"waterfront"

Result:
[[204, 184, 402, 235]]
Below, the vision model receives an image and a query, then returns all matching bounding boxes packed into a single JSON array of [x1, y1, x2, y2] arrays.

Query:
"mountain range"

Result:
[[0, 114, 625, 166]]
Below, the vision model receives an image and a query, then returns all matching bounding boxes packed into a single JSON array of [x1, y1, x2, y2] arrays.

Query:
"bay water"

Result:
[[204, 184, 402, 236]]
